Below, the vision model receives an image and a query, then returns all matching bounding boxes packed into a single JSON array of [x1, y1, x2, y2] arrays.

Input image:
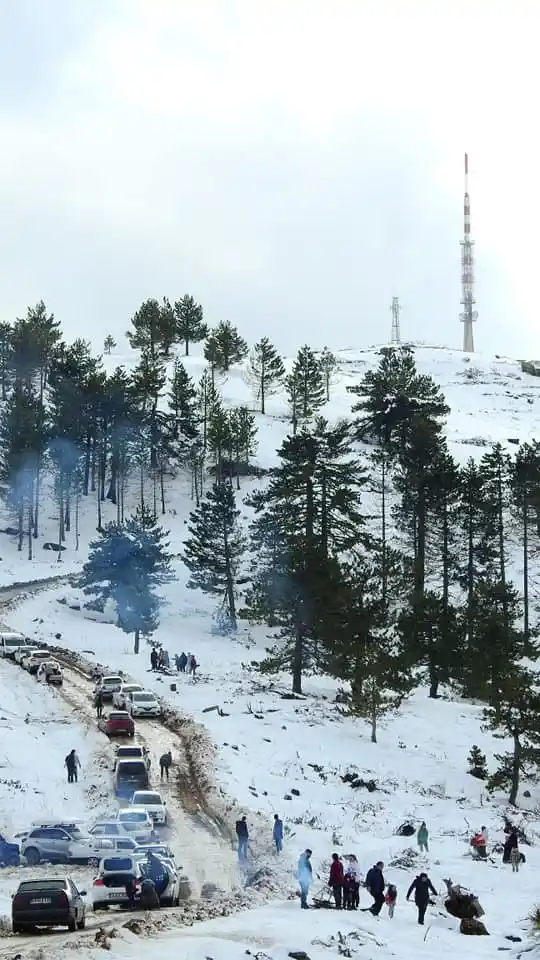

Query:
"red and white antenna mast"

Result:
[[460, 152, 477, 352]]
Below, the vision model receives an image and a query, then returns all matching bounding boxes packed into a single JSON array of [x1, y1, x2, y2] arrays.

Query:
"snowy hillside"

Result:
[[1, 341, 540, 959]]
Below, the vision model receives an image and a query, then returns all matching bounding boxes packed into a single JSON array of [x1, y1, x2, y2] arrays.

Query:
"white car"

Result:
[[126, 691, 161, 718], [17, 646, 39, 666], [0, 633, 30, 659], [131, 790, 167, 825], [116, 807, 154, 843], [94, 675, 123, 702], [112, 683, 144, 709], [24, 650, 52, 674]]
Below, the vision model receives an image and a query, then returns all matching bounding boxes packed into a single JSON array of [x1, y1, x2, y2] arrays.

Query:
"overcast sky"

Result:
[[1, 0, 539, 359]]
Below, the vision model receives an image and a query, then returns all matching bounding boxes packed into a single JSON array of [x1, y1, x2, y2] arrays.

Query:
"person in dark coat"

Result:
[[94, 690, 104, 719], [365, 862, 385, 915], [406, 872, 437, 925], [329, 853, 344, 909], [159, 750, 172, 781], [503, 828, 518, 864], [236, 816, 249, 861], [179, 652, 188, 672], [139, 877, 161, 909], [65, 749, 81, 783], [273, 814, 284, 853], [150, 648, 158, 671]]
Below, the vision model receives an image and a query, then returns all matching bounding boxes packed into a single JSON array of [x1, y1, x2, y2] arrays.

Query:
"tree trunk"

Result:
[[370, 708, 377, 744], [523, 491, 530, 651], [223, 525, 237, 629], [185, 337, 190, 357], [160, 467, 166, 515], [292, 623, 303, 695], [27, 502, 33, 561], [75, 488, 80, 551], [381, 456, 387, 606], [33, 462, 41, 538], [260, 374, 265, 415], [140, 463, 145, 511], [17, 502, 23, 552], [509, 731, 521, 806], [84, 437, 91, 495], [428, 653, 439, 699], [65, 487, 71, 532], [96, 478, 102, 532], [134, 629, 140, 654]]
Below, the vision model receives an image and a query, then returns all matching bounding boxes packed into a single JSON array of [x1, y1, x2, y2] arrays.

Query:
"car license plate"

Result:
[[30, 898, 51, 905], [108, 891, 126, 899]]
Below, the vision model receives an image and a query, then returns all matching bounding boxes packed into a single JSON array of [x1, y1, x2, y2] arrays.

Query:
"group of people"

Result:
[[149, 647, 198, 676], [235, 814, 285, 861], [470, 822, 522, 870], [328, 853, 362, 909]]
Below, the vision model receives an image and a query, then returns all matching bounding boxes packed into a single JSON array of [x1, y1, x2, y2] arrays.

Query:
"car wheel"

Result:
[[12, 925, 22, 934], [77, 915, 86, 930], [25, 847, 40, 866], [68, 916, 76, 932]]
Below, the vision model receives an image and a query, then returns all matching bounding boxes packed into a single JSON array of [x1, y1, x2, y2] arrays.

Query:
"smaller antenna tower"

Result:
[[390, 296, 401, 343], [460, 152, 477, 352]]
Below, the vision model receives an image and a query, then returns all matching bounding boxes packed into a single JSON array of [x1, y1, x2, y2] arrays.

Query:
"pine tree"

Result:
[[457, 458, 498, 637], [229, 406, 258, 485], [207, 400, 231, 479], [167, 360, 199, 460], [203, 332, 223, 387], [322, 561, 414, 743], [0, 381, 46, 556], [126, 298, 174, 359], [467, 745, 488, 780], [244, 418, 368, 692], [182, 480, 245, 630], [103, 335, 117, 354], [484, 664, 540, 805], [479, 444, 511, 624], [10, 301, 61, 397], [318, 346, 338, 402], [80, 506, 174, 653], [0, 321, 13, 400], [509, 442, 540, 647], [196, 370, 219, 453], [351, 346, 449, 453], [208, 321, 248, 372], [103, 367, 133, 513], [244, 337, 285, 413], [173, 294, 208, 355], [398, 591, 463, 698], [130, 349, 167, 471], [286, 345, 326, 427]]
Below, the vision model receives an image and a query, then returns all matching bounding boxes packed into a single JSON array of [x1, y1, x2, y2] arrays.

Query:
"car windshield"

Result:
[[117, 762, 145, 774], [132, 694, 155, 702], [102, 857, 135, 871], [18, 880, 67, 892], [119, 811, 147, 822], [134, 794, 161, 804], [32, 652, 49, 659], [117, 749, 142, 757], [123, 685, 142, 692], [4, 637, 24, 647], [103, 677, 122, 685]]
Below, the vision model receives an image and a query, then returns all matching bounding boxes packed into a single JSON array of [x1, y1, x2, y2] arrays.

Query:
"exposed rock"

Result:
[[396, 822, 415, 837], [122, 918, 143, 934], [291, 788, 300, 796], [460, 918, 489, 935]]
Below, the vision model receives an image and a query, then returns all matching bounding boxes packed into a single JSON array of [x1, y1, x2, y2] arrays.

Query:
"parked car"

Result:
[[113, 745, 151, 771], [0, 831, 20, 866], [116, 807, 154, 843], [98, 711, 135, 738], [137, 852, 182, 907], [126, 690, 161, 718], [37, 660, 63, 685], [131, 790, 167, 825], [92, 855, 144, 911], [12, 877, 86, 933], [114, 758, 150, 798], [94, 675, 123, 702], [88, 820, 135, 840], [16, 646, 39, 666], [113, 683, 144, 709], [89, 834, 140, 856], [135, 842, 175, 861], [24, 650, 52, 675], [0, 633, 30, 659], [21, 821, 113, 866]]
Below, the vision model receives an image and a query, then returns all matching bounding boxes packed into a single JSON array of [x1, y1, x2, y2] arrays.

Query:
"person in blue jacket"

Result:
[[296, 849, 313, 909], [273, 814, 284, 853]]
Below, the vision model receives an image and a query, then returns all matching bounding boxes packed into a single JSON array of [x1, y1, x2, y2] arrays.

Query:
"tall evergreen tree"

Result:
[[203, 332, 223, 387], [244, 337, 285, 413], [173, 294, 208, 355], [0, 321, 13, 400], [0, 381, 45, 556], [510, 442, 540, 646], [351, 346, 449, 453], [206, 321, 248, 372], [318, 346, 338, 402], [103, 335, 117, 354], [126, 298, 174, 359], [457, 458, 498, 638], [286, 345, 326, 428], [229, 406, 258, 486], [484, 663, 540, 805], [182, 480, 245, 630], [479, 444, 511, 621], [167, 359, 199, 460], [196, 370, 219, 453], [130, 349, 167, 471], [10, 301, 61, 398], [80, 506, 174, 653]]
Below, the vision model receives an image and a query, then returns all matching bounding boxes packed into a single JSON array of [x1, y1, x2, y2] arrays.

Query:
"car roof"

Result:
[[17, 877, 69, 886], [133, 791, 162, 800], [29, 650, 50, 655], [120, 682, 143, 689], [31, 819, 83, 827]]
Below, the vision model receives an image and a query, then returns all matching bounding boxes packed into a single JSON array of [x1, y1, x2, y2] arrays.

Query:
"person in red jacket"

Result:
[[329, 853, 344, 909]]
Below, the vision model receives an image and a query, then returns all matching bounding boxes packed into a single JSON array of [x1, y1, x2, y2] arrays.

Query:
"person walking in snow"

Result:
[[235, 816, 249, 861], [296, 849, 312, 909], [503, 828, 518, 864], [344, 855, 361, 909], [510, 845, 521, 872], [385, 883, 397, 918], [178, 652, 188, 673], [365, 861, 385, 916], [65, 749, 81, 784], [329, 853, 344, 909], [481, 825, 488, 844], [417, 821, 429, 852], [273, 814, 283, 853], [189, 655, 198, 677], [150, 648, 158, 671], [406, 872, 437, 926], [94, 690, 104, 720], [159, 750, 172, 781], [162, 649, 170, 670]]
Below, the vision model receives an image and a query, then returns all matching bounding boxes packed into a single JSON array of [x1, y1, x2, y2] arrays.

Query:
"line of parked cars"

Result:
[[0, 632, 63, 685], [95, 674, 162, 718]]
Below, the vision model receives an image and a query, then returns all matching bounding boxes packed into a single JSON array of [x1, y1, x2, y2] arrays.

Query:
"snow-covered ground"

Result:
[[1, 342, 540, 957]]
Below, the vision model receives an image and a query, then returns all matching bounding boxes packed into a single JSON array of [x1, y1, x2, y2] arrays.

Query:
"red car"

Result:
[[98, 711, 135, 738]]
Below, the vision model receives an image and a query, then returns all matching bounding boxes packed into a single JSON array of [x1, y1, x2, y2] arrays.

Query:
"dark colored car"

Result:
[[12, 877, 86, 933], [0, 832, 20, 866], [114, 759, 150, 798], [98, 711, 135, 738]]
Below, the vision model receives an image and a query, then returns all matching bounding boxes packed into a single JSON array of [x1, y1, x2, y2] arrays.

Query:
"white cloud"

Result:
[[0, 0, 539, 356]]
